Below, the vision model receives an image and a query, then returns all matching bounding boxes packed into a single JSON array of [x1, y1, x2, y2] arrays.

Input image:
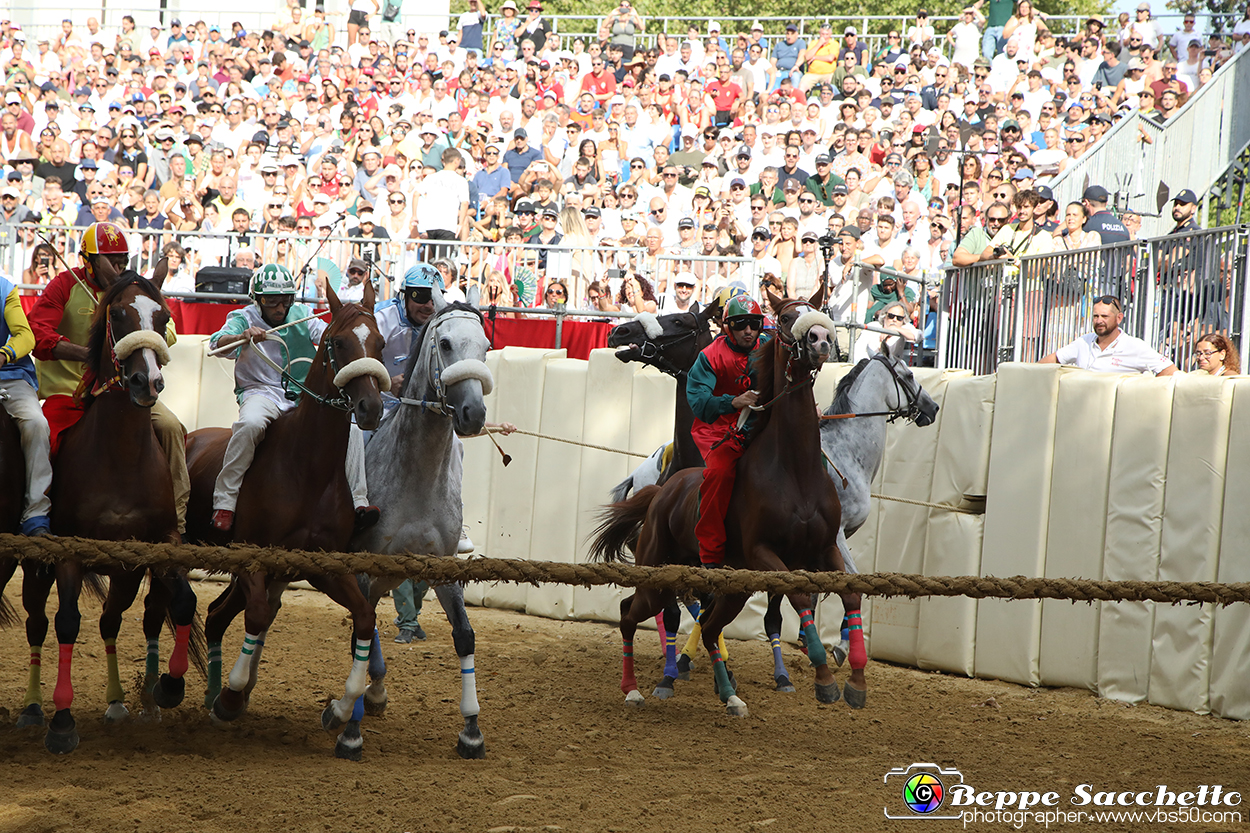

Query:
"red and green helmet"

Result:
[[723, 294, 763, 323]]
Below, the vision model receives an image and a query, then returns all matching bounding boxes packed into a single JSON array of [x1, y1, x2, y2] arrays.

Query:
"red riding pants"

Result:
[[696, 431, 746, 565]]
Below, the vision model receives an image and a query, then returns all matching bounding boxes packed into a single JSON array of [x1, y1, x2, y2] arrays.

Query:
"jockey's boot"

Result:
[[354, 505, 381, 533], [212, 509, 234, 531], [20, 516, 51, 536]]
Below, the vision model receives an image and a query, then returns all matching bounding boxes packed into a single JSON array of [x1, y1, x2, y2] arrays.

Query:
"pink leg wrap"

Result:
[[53, 643, 74, 711], [169, 624, 192, 678], [621, 639, 637, 693], [848, 612, 867, 669]]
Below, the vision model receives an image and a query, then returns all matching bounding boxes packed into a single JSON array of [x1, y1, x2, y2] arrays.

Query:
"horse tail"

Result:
[[587, 485, 660, 565], [0, 592, 17, 629], [82, 572, 109, 606]]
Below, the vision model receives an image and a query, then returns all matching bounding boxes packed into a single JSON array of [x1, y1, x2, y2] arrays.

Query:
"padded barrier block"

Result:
[[524, 359, 588, 620], [917, 371, 991, 675], [572, 349, 639, 623], [197, 344, 242, 430], [1039, 371, 1121, 689], [1097, 375, 1174, 704], [976, 363, 1064, 686], [481, 348, 565, 612], [1210, 378, 1250, 719], [1148, 375, 1232, 714], [867, 367, 949, 665], [461, 350, 504, 607], [164, 335, 206, 432]]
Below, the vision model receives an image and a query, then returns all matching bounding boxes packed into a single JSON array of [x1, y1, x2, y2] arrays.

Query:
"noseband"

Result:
[[638, 328, 698, 380], [398, 308, 494, 419], [869, 352, 925, 423], [257, 308, 389, 411]]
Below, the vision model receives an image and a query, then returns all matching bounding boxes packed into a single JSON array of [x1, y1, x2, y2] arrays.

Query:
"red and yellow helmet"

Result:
[[80, 221, 129, 257]]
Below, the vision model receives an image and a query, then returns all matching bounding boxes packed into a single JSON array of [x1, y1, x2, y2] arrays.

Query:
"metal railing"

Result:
[[939, 225, 1250, 374], [1049, 45, 1250, 239]]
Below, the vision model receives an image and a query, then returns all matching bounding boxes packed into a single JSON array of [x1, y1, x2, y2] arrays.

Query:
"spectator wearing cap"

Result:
[[788, 229, 826, 297], [1168, 188, 1200, 233], [1080, 184, 1130, 244], [348, 207, 392, 265], [503, 128, 543, 190], [771, 24, 807, 90]]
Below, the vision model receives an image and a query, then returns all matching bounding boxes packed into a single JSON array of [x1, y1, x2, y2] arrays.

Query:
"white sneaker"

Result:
[[458, 526, 475, 554]]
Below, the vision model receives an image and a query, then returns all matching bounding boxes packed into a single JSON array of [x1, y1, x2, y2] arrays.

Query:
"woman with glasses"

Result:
[[854, 299, 919, 362], [1192, 333, 1240, 376]]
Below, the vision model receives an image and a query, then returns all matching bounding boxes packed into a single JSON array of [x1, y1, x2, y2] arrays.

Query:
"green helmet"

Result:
[[723, 294, 763, 322], [249, 264, 297, 302]]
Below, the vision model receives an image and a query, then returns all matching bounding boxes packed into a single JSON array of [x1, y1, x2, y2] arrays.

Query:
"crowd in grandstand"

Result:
[[0, 2, 1244, 329]]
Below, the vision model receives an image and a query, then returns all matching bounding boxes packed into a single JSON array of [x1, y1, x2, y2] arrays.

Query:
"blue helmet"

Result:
[[400, 263, 440, 292]]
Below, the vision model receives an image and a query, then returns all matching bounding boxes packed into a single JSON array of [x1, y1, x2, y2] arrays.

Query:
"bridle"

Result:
[[819, 353, 924, 423], [250, 306, 381, 411], [638, 326, 698, 380], [397, 307, 492, 419]]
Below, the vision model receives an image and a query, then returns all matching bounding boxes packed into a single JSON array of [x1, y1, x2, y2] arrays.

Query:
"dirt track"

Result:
[[1, 581, 1247, 833]]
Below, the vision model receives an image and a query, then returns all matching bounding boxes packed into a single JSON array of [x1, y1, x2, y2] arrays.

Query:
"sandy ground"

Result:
[[0, 580, 1247, 833]]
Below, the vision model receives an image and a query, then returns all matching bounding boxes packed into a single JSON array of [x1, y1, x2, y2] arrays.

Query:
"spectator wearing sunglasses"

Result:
[[1040, 295, 1177, 375], [854, 299, 919, 362]]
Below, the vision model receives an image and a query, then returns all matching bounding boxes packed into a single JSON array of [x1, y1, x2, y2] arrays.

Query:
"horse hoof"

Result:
[[212, 691, 246, 723], [103, 700, 130, 724], [153, 674, 185, 709], [456, 717, 485, 760], [15, 703, 45, 729], [624, 689, 645, 708], [725, 695, 749, 718], [651, 679, 675, 700], [816, 681, 842, 704], [203, 686, 220, 712], [363, 691, 388, 717], [45, 711, 79, 755], [832, 640, 849, 668], [775, 675, 796, 693], [844, 682, 867, 710], [334, 721, 364, 761], [321, 701, 346, 733], [675, 654, 693, 681]]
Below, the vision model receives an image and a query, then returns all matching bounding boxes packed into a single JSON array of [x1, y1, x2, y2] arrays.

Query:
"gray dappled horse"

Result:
[[353, 292, 493, 759]]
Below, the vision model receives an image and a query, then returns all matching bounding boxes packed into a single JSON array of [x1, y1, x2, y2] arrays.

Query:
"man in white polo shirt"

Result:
[[1040, 296, 1177, 376]]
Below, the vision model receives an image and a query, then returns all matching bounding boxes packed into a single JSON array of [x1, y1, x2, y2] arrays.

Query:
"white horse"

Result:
[[353, 293, 494, 759]]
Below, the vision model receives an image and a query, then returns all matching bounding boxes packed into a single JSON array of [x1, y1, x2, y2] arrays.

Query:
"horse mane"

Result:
[[80, 273, 169, 405], [400, 301, 485, 399], [827, 358, 871, 416]]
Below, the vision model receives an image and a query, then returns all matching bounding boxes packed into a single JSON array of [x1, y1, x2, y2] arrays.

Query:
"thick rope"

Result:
[[0, 535, 1246, 605]]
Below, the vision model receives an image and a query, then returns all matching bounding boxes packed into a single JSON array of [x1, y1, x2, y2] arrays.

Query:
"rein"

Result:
[[638, 328, 698, 380], [397, 308, 490, 419], [247, 308, 378, 412]]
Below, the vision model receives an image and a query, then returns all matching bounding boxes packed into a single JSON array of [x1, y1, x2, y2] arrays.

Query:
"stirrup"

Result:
[[211, 509, 234, 532]]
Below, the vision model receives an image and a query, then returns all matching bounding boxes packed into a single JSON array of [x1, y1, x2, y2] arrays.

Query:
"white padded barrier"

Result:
[[164, 335, 206, 432], [868, 367, 952, 666], [1209, 378, 1250, 719], [461, 350, 503, 607], [1148, 375, 1234, 714], [571, 349, 638, 623], [480, 347, 564, 612], [1096, 375, 1174, 704], [524, 358, 589, 620], [196, 342, 243, 430], [916, 371, 988, 676], [976, 363, 1064, 686], [1038, 371, 1121, 690]]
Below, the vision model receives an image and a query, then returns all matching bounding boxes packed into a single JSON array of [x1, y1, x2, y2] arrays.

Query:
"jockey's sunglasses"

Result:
[[727, 317, 762, 332], [407, 287, 433, 304], [258, 295, 294, 308]]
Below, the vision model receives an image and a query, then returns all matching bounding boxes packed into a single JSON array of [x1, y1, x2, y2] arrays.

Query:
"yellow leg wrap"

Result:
[[105, 638, 125, 703], [681, 622, 702, 658], [718, 633, 729, 662]]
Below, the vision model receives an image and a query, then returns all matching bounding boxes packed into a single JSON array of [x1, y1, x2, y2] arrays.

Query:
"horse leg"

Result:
[[764, 594, 795, 693], [213, 572, 271, 722], [99, 569, 145, 723], [361, 627, 388, 715], [203, 578, 246, 710], [618, 587, 666, 708], [841, 591, 867, 709], [152, 571, 197, 709], [699, 592, 751, 717], [138, 572, 173, 714], [674, 597, 702, 679], [433, 582, 485, 759], [309, 574, 375, 761], [17, 562, 54, 729], [46, 560, 84, 753], [785, 590, 840, 705], [243, 582, 287, 700], [652, 601, 681, 699]]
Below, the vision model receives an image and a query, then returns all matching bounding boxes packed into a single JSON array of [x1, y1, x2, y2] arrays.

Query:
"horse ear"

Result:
[[150, 256, 169, 291], [432, 285, 448, 313], [362, 277, 376, 312], [466, 283, 481, 307], [765, 288, 785, 313], [327, 282, 342, 315], [807, 281, 826, 310]]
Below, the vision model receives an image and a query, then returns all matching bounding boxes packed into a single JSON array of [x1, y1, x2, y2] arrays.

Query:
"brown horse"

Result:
[[20, 273, 202, 753], [590, 287, 865, 716], [0, 408, 22, 628], [185, 283, 389, 760]]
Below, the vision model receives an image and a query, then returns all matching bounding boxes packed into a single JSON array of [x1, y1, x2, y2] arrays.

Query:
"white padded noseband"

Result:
[[333, 357, 392, 390], [792, 309, 837, 344], [634, 311, 663, 340], [440, 358, 494, 395], [112, 330, 171, 365]]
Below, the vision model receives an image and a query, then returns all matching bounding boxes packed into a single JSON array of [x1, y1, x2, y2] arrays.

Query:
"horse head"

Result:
[[321, 282, 389, 431], [766, 285, 836, 373], [86, 273, 172, 407], [607, 304, 710, 377], [403, 290, 493, 437], [876, 340, 939, 426]]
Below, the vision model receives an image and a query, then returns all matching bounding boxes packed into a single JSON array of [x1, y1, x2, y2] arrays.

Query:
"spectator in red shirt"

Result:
[[704, 64, 744, 129], [579, 54, 616, 105]]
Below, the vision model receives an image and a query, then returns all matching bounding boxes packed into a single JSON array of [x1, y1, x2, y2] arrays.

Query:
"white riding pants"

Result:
[[0, 378, 52, 521]]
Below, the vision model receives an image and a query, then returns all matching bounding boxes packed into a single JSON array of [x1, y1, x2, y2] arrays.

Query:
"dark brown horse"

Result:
[[20, 273, 202, 753], [591, 287, 864, 716], [185, 283, 388, 760], [0, 408, 23, 628]]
